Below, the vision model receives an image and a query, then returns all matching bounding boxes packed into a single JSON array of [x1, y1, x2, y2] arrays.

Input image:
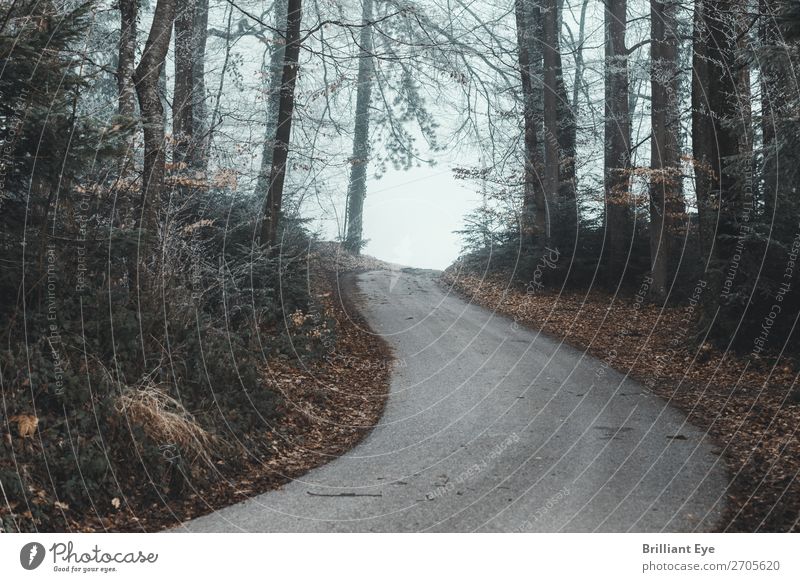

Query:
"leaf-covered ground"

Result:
[[0, 246, 393, 532], [121, 250, 392, 531], [441, 266, 800, 532]]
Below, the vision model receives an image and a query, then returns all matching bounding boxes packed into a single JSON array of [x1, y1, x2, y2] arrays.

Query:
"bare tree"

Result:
[[543, 0, 577, 248], [193, 0, 209, 166], [692, 0, 740, 265], [514, 0, 548, 244], [261, 0, 303, 248], [542, 0, 559, 222], [759, 0, 784, 219], [173, 1, 197, 166], [133, 0, 177, 234], [568, 0, 591, 113], [555, 0, 577, 208], [254, 0, 289, 205], [117, 0, 137, 117], [604, 0, 633, 284], [649, 0, 685, 300], [344, 0, 375, 254]]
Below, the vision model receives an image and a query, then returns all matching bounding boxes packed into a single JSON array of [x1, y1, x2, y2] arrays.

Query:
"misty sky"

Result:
[[359, 164, 480, 271]]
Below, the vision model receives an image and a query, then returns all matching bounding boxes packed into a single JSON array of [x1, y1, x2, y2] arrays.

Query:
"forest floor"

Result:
[[441, 265, 800, 532], [61, 245, 393, 532]]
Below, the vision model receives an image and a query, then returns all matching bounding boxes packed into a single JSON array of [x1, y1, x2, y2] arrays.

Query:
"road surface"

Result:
[[179, 268, 727, 532]]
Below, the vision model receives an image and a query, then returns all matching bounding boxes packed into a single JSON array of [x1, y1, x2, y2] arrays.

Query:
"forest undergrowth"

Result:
[[0, 242, 391, 532]]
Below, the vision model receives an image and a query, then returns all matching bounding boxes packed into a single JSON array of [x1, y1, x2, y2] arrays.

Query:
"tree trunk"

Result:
[[542, 0, 559, 218], [692, 0, 742, 330], [571, 0, 590, 113], [173, 1, 196, 166], [133, 0, 177, 235], [692, 0, 740, 266], [344, 0, 375, 255], [555, 6, 577, 211], [546, 0, 578, 249], [117, 0, 137, 117], [254, 0, 289, 210], [760, 0, 779, 219], [604, 0, 632, 285], [260, 0, 303, 248], [649, 0, 685, 300], [735, 4, 754, 213], [192, 0, 209, 169], [514, 0, 548, 243]]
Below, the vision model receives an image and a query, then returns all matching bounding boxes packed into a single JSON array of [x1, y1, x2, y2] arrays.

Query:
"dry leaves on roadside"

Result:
[[442, 269, 800, 532]]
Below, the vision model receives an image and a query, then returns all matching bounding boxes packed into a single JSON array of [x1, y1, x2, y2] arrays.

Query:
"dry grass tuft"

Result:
[[115, 384, 218, 467]]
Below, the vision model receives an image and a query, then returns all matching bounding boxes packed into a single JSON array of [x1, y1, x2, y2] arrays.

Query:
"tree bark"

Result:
[[555, 2, 577, 210], [692, 0, 742, 334], [254, 0, 289, 208], [260, 0, 303, 248], [117, 0, 137, 117], [173, 1, 196, 167], [514, 0, 548, 243], [344, 0, 375, 255], [604, 0, 632, 285], [760, 0, 779, 219], [649, 0, 685, 300], [692, 0, 740, 266], [542, 0, 559, 217], [192, 0, 209, 169], [133, 0, 177, 234], [571, 0, 590, 113], [545, 0, 578, 248], [735, 4, 754, 208]]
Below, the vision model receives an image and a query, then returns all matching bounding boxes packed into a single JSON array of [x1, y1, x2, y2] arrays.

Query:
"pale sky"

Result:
[[360, 164, 481, 271]]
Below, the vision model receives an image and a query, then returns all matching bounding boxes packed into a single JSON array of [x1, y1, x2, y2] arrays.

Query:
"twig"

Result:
[[306, 491, 383, 497]]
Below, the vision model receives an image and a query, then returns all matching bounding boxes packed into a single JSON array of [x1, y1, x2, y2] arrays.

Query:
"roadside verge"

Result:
[[441, 265, 800, 532]]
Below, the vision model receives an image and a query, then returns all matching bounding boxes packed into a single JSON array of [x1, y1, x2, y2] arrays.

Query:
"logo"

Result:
[[20, 542, 46, 570]]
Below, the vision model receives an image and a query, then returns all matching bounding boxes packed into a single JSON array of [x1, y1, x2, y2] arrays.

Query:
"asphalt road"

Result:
[[179, 268, 728, 532]]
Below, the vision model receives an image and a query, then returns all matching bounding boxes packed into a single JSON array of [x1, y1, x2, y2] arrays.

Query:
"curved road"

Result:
[[180, 268, 727, 532]]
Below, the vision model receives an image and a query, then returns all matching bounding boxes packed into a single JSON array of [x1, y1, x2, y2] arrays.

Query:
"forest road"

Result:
[[179, 268, 728, 532]]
